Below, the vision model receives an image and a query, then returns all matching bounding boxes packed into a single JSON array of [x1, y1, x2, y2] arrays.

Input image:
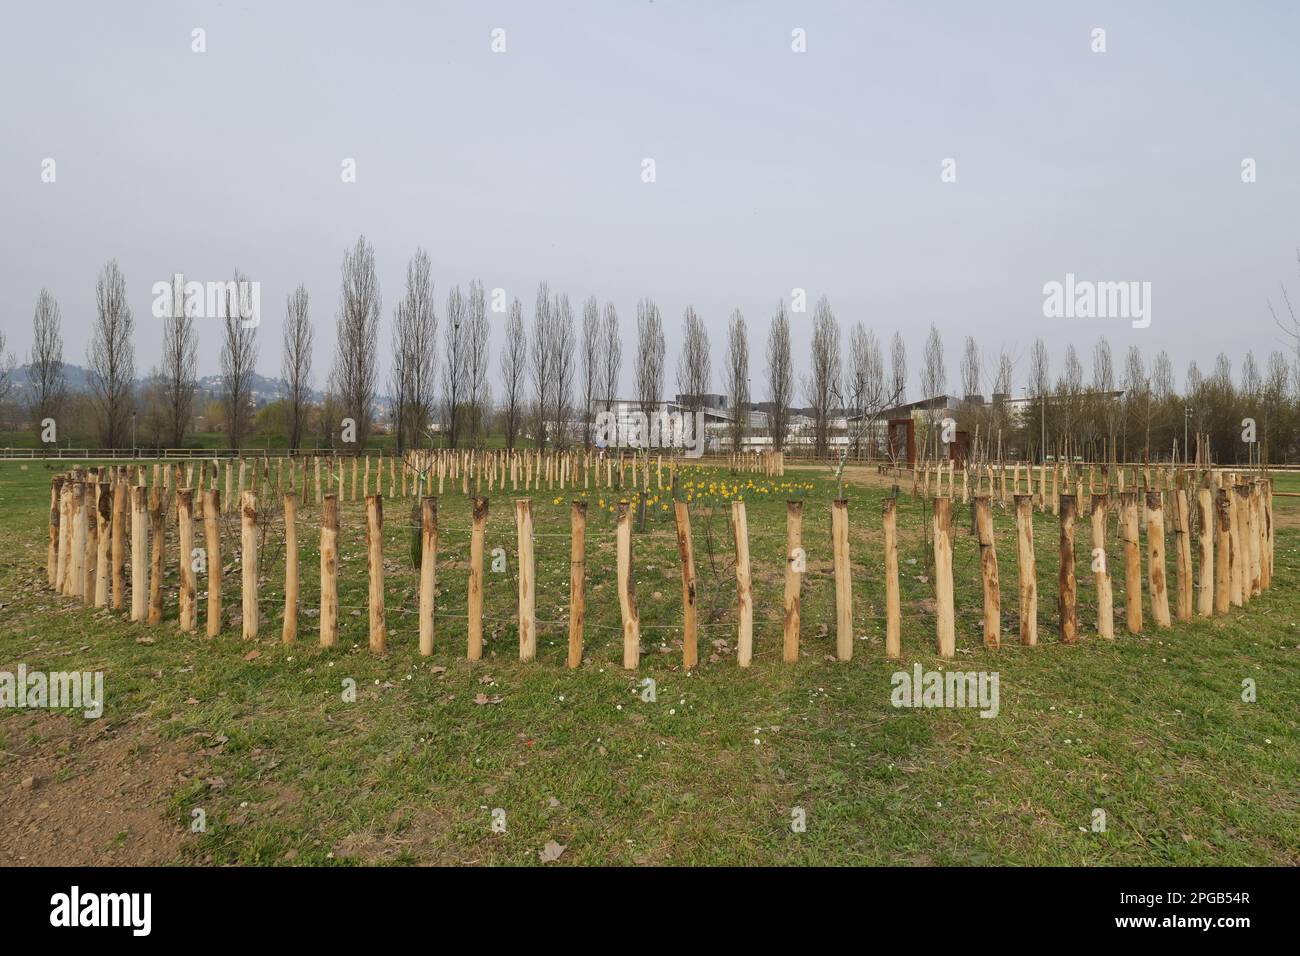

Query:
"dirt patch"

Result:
[[0, 712, 194, 865]]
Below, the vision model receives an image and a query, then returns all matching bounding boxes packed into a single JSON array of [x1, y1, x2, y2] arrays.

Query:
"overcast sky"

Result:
[[2, 0, 1298, 399]]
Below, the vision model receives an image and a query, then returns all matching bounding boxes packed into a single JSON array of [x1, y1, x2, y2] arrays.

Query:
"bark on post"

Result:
[[81, 482, 97, 605], [883, 497, 901, 659], [1058, 494, 1077, 644], [47, 478, 61, 587], [783, 500, 803, 663], [320, 495, 338, 647], [203, 489, 221, 637], [112, 481, 127, 610], [148, 488, 164, 625], [932, 497, 956, 658], [95, 483, 111, 608], [468, 496, 488, 661], [568, 501, 586, 668], [366, 495, 386, 653], [130, 485, 148, 622], [1014, 494, 1038, 646], [674, 500, 699, 669], [1090, 494, 1113, 640], [616, 501, 640, 669], [830, 499, 853, 661], [1145, 491, 1171, 628], [282, 493, 298, 644], [516, 499, 536, 662], [1225, 483, 1242, 606], [733, 500, 754, 667], [1120, 492, 1143, 633], [974, 496, 1000, 649], [1196, 487, 1214, 617], [240, 491, 258, 639], [178, 489, 196, 632], [419, 497, 438, 656], [1172, 489, 1193, 623]]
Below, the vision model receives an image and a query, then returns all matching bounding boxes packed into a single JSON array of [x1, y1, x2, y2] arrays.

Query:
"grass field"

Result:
[[0, 458, 1297, 866]]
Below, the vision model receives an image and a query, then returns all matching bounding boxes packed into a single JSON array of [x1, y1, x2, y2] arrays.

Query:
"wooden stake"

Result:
[[568, 501, 586, 668], [282, 493, 298, 644], [320, 495, 338, 647], [673, 500, 699, 669], [94, 483, 111, 608], [733, 500, 754, 667], [419, 497, 438, 656], [366, 494, 386, 653], [783, 500, 803, 663], [112, 481, 127, 610], [932, 497, 955, 658], [178, 489, 196, 632], [974, 496, 1000, 648], [832, 499, 854, 661], [240, 491, 258, 639], [1014, 494, 1037, 646], [1090, 494, 1113, 640], [203, 490, 221, 636], [1145, 491, 1171, 628], [1058, 494, 1077, 644], [617, 501, 640, 669], [1120, 491, 1143, 633], [468, 496, 488, 661], [148, 488, 164, 625], [130, 485, 148, 622], [516, 499, 536, 661], [1172, 489, 1193, 623], [1196, 486, 1214, 617], [883, 497, 901, 659]]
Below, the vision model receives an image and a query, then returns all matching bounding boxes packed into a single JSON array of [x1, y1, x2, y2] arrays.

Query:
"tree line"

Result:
[[4, 235, 1297, 465]]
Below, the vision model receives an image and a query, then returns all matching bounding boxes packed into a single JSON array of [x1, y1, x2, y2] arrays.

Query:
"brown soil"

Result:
[[0, 711, 194, 865]]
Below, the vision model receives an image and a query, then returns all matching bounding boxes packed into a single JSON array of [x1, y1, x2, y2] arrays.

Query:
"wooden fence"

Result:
[[41, 457, 1275, 666]]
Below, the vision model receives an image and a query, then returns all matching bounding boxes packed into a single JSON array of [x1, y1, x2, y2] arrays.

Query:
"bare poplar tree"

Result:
[[601, 302, 621, 414], [675, 306, 711, 421], [88, 260, 135, 449], [723, 309, 749, 453], [159, 296, 198, 447], [387, 251, 436, 453], [960, 336, 981, 400], [550, 292, 576, 445], [220, 270, 259, 450], [443, 285, 467, 447], [1092, 337, 1118, 461], [26, 289, 65, 433], [804, 296, 842, 458], [499, 298, 527, 448], [331, 236, 381, 448], [765, 301, 793, 451], [1122, 345, 1147, 461], [920, 323, 946, 456], [282, 285, 314, 450], [890, 331, 907, 404], [466, 279, 492, 443], [635, 297, 665, 418], [580, 296, 603, 446], [847, 322, 889, 456], [0, 331, 12, 408], [530, 281, 554, 447]]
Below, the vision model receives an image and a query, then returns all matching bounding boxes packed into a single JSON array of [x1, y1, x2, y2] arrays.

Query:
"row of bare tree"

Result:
[[9, 244, 1300, 464]]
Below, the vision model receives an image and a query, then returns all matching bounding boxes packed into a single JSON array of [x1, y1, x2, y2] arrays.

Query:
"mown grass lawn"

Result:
[[0, 458, 1296, 865]]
